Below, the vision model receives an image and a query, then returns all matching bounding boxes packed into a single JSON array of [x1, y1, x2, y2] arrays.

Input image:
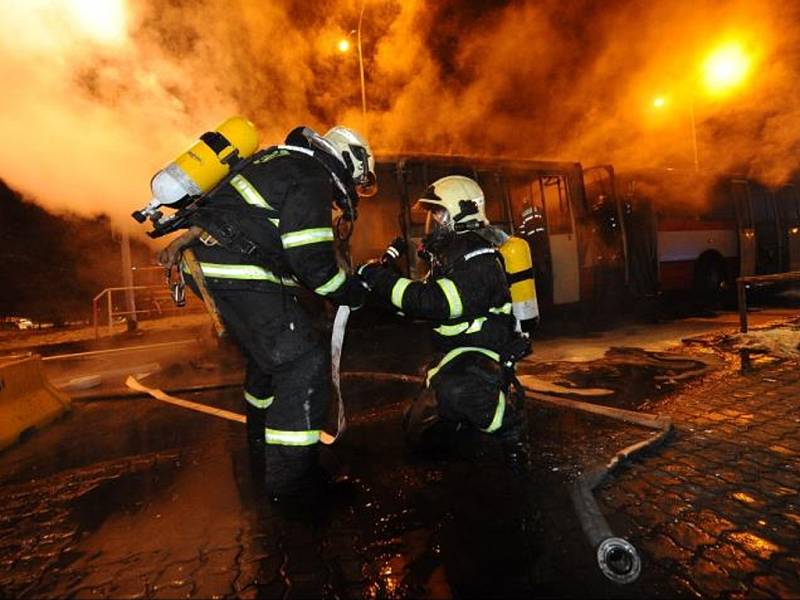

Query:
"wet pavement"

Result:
[[1, 308, 800, 598]]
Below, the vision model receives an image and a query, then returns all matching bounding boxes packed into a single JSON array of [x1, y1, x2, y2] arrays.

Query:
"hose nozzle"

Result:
[[596, 537, 641, 584]]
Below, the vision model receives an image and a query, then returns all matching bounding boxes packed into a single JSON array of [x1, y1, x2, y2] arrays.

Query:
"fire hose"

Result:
[[113, 368, 669, 583], [526, 390, 672, 584]]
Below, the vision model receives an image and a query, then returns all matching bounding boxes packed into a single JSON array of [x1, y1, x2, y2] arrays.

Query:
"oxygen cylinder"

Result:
[[499, 235, 540, 329], [150, 116, 259, 207]]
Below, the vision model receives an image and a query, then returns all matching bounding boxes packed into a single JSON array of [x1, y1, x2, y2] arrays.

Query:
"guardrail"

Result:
[[0, 354, 71, 451], [737, 270, 800, 333], [92, 285, 203, 339]]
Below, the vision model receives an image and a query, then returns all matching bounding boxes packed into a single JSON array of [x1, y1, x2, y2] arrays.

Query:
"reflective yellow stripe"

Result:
[[436, 278, 463, 318], [391, 278, 412, 309], [253, 149, 289, 164], [315, 269, 347, 295], [244, 391, 274, 409], [185, 261, 298, 286], [481, 390, 506, 433], [265, 428, 321, 446], [268, 218, 280, 227], [489, 303, 512, 315], [433, 316, 487, 336], [231, 174, 273, 209], [426, 346, 500, 386], [281, 228, 334, 249]]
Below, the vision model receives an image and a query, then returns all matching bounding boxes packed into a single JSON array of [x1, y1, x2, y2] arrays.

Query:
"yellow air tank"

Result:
[[499, 235, 540, 328], [150, 116, 259, 207]]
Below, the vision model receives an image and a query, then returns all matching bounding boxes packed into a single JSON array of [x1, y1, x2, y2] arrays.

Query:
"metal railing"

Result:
[[737, 270, 800, 333], [92, 285, 203, 339]]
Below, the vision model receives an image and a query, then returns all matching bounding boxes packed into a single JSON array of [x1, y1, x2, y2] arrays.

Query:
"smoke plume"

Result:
[[0, 0, 798, 225]]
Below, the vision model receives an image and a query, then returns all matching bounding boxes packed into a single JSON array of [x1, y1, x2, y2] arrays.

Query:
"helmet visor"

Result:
[[423, 205, 451, 236], [356, 170, 378, 197]]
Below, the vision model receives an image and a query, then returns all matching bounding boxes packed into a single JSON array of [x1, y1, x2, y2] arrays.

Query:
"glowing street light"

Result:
[[337, 38, 351, 53], [651, 40, 755, 171], [651, 93, 698, 171], [703, 42, 751, 95]]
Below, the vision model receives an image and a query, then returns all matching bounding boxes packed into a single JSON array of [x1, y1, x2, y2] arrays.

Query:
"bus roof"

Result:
[[375, 152, 583, 174]]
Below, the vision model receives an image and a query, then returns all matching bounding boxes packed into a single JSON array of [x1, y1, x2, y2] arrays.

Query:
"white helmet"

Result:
[[323, 126, 377, 197], [417, 175, 488, 233]]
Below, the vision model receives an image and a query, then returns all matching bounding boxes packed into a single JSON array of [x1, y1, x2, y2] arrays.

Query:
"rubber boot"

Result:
[[402, 387, 443, 448], [245, 404, 267, 484], [265, 444, 319, 501], [498, 404, 530, 477]]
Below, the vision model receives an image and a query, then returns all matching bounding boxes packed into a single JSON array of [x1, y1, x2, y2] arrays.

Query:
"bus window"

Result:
[[542, 175, 572, 235], [475, 170, 510, 232], [508, 175, 545, 233], [777, 185, 800, 225]]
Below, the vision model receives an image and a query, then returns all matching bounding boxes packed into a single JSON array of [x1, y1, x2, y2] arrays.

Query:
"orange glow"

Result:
[[338, 38, 351, 53], [652, 96, 667, 108], [703, 42, 751, 94], [64, 0, 128, 44]]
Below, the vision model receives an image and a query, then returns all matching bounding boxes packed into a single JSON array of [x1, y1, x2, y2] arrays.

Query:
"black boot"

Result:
[[402, 387, 443, 448], [498, 403, 530, 476]]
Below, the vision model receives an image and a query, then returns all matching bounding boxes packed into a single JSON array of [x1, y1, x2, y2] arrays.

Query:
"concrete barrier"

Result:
[[0, 355, 71, 451]]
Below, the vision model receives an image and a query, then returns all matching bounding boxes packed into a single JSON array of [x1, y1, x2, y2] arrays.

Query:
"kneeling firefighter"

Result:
[[358, 175, 532, 470], [149, 119, 376, 496]]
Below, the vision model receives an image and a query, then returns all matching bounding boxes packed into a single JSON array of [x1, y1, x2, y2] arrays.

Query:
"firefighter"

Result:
[[157, 125, 376, 497], [357, 176, 531, 471]]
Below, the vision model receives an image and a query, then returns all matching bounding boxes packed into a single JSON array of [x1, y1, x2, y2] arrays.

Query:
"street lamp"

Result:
[[702, 42, 751, 96], [651, 40, 753, 172], [336, 0, 368, 136], [651, 93, 700, 171]]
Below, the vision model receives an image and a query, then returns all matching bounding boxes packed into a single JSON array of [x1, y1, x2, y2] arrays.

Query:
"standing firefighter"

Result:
[[152, 122, 376, 497], [358, 176, 532, 471]]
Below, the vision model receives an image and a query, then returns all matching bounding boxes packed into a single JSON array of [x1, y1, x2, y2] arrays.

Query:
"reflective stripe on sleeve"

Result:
[[315, 269, 347, 295], [433, 316, 487, 336], [426, 346, 500, 386], [436, 278, 463, 319], [185, 261, 298, 286], [265, 428, 321, 446], [391, 278, 412, 309], [244, 391, 274, 409], [480, 390, 506, 433], [231, 174, 273, 209], [489, 303, 513, 315], [281, 228, 334, 249]]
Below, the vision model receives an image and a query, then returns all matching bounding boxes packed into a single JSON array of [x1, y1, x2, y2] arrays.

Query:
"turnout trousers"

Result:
[[212, 288, 329, 495], [404, 349, 524, 450]]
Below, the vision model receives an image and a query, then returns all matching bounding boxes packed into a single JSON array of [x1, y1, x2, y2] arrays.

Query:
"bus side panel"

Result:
[[656, 227, 737, 290], [548, 233, 580, 304]]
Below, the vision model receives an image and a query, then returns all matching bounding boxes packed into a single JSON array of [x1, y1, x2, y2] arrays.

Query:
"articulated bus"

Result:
[[617, 168, 800, 301], [350, 155, 798, 316]]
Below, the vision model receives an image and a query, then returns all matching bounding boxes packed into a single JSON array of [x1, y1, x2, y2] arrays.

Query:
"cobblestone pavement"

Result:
[[599, 357, 800, 598], [3, 326, 800, 597]]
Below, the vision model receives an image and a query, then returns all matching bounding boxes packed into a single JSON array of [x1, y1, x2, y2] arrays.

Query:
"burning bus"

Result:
[[618, 168, 800, 302], [352, 155, 799, 317], [351, 154, 627, 317]]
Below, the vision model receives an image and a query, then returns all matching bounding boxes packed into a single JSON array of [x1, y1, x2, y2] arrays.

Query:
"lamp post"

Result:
[[337, 0, 368, 135], [652, 40, 752, 172], [357, 0, 367, 136]]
